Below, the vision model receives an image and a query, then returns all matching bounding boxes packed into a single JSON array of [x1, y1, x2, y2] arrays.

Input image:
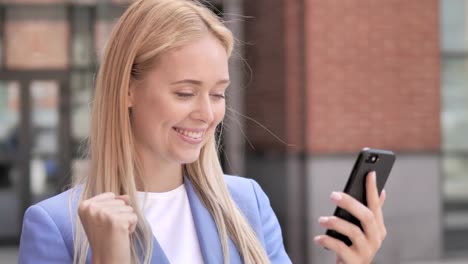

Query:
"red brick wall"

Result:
[[304, 0, 440, 153], [244, 0, 288, 151]]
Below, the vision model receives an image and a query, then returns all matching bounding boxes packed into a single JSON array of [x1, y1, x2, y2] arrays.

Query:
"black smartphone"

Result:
[[325, 148, 396, 246]]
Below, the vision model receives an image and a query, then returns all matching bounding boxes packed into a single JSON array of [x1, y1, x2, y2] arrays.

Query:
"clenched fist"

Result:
[[78, 193, 138, 264]]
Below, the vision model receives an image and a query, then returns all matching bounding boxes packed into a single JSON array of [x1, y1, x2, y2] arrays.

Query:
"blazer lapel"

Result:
[[149, 237, 170, 264], [184, 177, 242, 264]]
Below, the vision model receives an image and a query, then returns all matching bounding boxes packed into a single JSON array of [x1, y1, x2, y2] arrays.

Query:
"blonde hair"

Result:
[[71, 0, 270, 263]]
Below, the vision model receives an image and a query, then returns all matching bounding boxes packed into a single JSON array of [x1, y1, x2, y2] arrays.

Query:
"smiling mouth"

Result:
[[173, 127, 205, 140]]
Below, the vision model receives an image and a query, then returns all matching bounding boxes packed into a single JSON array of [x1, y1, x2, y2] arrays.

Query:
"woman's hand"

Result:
[[78, 193, 138, 264], [314, 171, 387, 264]]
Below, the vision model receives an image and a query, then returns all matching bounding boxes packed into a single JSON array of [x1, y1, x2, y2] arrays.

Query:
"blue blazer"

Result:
[[18, 175, 292, 263]]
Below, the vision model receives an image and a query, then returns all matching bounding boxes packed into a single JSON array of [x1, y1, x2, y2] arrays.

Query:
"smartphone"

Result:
[[325, 148, 396, 246]]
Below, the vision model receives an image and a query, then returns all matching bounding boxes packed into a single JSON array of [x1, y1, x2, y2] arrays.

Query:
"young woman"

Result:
[[18, 0, 387, 263]]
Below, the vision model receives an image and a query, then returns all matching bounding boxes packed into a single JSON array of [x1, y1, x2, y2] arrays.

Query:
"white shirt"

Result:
[[137, 185, 204, 264]]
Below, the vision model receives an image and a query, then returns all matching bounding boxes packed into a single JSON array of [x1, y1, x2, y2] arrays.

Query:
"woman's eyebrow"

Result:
[[217, 79, 231, 86], [170, 79, 230, 86]]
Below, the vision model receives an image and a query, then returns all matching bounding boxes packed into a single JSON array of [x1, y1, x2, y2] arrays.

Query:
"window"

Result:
[[441, 0, 468, 254]]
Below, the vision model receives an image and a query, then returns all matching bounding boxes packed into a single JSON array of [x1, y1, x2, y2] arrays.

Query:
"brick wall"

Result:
[[244, 0, 441, 154], [304, 0, 440, 154], [244, 0, 288, 152]]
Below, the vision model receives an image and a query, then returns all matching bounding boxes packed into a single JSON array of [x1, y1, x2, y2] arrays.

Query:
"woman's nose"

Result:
[[194, 96, 215, 123]]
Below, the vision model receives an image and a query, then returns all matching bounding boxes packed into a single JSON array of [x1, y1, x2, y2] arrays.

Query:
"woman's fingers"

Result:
[[366, 171, 380, 213], [314, 235, 354, 261], [78, 193, 138, 264], [89, 192, 116, 202], [100, 204, 135, 215], [335, 255, 345, 264], [380, 189, 386, 207], [79, 194, 137, 229], [81, 194, 131, 212], [317, 172, 390, 263], [366, 172, 387, 238], [330, 191, 380, 240], [366, 172, 385, 228], [124, 212, 138, 233], [318, 216, 367, 249], [97, 199, 126, 207], [116, 195, 131, 205]]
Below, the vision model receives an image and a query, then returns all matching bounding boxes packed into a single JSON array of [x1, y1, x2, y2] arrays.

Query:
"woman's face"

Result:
[[129, 34, 229, 165]]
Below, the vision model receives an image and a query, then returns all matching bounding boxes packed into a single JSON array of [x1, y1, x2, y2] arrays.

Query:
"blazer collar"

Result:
[[149, 237, 170, 263], [103, 177, 242, 264], [184, 176, 242, 264]]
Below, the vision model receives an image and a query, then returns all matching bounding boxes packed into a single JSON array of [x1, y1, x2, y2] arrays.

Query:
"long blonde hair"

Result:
[[72, 0, 270, 263]]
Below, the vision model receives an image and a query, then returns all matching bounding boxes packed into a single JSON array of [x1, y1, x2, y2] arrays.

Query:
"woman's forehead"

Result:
[[147, 35, 230, 83]]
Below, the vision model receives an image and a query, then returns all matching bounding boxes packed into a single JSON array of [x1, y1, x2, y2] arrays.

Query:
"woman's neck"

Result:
[[135, 149, 184, 193]]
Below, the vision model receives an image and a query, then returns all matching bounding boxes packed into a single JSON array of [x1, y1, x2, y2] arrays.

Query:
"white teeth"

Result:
[[175, 128, 203, 139]]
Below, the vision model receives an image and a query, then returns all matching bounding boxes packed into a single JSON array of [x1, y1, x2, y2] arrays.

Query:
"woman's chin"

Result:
[[177, 152, 201, 165]]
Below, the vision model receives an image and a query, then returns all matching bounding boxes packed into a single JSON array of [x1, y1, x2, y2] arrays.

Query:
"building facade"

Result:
[[0, 0, 466, 263]]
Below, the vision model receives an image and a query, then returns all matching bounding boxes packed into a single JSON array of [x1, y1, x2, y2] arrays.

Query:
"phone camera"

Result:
[[366, 154, 379, 163]]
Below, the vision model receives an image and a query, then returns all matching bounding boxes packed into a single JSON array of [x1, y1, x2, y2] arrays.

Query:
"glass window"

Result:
[[71, 72, 93, 140], [441, 0, 468, 53], [70, 70, 91, 179], [0, 81, 21, 238], [30, 80, 59, 201], [0, 81, 20, 155], [441, 0, 468, 255], [0, 12, 3, 71], [72, 6, 93, 67], [441, 0, 468, 200], [441, 57, 468, 151], [93, 4, 127, 60]]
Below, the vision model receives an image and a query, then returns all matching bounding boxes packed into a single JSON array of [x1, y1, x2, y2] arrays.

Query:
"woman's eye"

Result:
[[211, 94, 225, 99], [175, 92, 194, 98]]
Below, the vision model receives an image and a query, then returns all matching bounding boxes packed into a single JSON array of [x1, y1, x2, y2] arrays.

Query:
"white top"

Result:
[[137, 185, 204, 264]]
